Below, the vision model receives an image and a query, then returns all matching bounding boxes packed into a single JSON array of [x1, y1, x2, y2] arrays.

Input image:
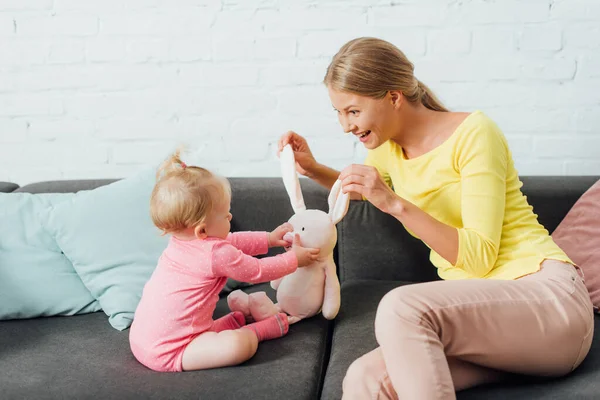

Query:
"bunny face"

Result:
[[287, 210, 337, 254]]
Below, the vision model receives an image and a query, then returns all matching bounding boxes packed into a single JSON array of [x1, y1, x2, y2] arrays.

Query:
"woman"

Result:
[[278, 37, 594, 399]]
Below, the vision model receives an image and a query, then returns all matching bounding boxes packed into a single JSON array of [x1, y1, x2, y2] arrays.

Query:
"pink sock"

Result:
[[243, 312, 289, 342], [209, 311, 246, 332]]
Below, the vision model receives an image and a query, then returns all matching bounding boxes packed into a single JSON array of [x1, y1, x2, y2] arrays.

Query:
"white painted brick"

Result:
[[534, 136, 600, 159], [0, 119, 28, 142], [578, 54, 600, 79], [127, 39, 170, 63], [187, 89, 278, 115], [213, 39, 254, 61], [472, 28, 515, 54], [259, 62, 326, 86], [503, 135, 534, 159], [310, 138, 355, 162], [518, 25, 563, 52], [371, 5, 446, 27], [111, 142, 179, 165], [28, 119, 94, 140], [449, 1, 549, 24], [513, 160, 565, 176], [298, 28, 426, 59], [277, 87, 335, 118], [184, 141, 227, 166], [223, 139, 270, 161], [63, 93, 166, 119], [416, 59, 521, 83], [0, 141, 108, 165], [520, 58, 577, 80], [0, 1, 599, 180], [96, 118, 180, 140], [575, 109, 600, 133], [564, 161, 600, 175], [0, 15, 14, 36], [485, 108, 575, 134], [224, 160, 280, 178], [211, 10, 263, 40], [85, 38, 128, 62], [262, 8, 367, 32], [177, 116, 230, 141], [55, 0, 220, 9], [0, 94, 63, 117], [47, 39, 86, 64], [223, 0, 277, 9], [428, 30, 471, 54], [169, 38, 211, 62], [178, 64, 260, 87], [230, 115, 341, 142], [254, 37, 296, 59], [550, 0, 600, 21], [100, 11, 213, 35], [0, 40, 47, 66], [19, 14, 99, 36], [0, 0, 52, 10], [564, 24, 600, 49], [0, 67, 96, 92]]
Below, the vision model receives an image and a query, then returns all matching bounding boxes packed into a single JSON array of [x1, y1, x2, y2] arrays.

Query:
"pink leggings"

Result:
[[342, 260, 595, 400]]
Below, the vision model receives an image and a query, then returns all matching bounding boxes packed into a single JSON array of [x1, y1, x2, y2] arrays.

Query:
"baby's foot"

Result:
[[243, 313, 289, 342]]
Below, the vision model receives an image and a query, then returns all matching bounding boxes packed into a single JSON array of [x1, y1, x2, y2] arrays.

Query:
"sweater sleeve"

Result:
[[453, 120, 509, 277], [211, 242, 298, 283], [226, 231, 269, 256]]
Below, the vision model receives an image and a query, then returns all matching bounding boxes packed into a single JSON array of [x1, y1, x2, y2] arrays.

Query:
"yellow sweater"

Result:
[[365, 110, 572, 280]]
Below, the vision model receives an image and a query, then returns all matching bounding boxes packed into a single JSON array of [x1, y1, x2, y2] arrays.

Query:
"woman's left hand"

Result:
[[339, 164, 404, 216]]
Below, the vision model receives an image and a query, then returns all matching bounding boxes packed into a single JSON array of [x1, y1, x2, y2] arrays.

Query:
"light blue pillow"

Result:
[[40, 169, 169, 331], [0, 193, 100, 319]]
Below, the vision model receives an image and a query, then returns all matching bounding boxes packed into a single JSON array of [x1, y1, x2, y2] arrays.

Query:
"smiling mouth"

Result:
[[356, 130, 371, 139]]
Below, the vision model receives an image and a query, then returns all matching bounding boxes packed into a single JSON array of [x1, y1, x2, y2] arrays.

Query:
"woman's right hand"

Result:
[[290, 234, 320, 267], [278, 131, 318, 177]]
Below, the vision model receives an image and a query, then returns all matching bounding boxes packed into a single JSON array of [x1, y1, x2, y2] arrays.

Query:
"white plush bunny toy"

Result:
[[227, 144, 350, 324]]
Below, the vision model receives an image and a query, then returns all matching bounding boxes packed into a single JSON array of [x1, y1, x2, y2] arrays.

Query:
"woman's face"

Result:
[[328, 87, 399, 150]]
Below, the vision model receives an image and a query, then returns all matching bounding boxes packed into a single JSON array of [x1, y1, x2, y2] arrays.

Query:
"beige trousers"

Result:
[[341, 260, 595, 400]]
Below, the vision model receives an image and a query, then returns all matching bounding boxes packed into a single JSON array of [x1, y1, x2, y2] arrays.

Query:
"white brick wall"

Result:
[[1, 0, 599, 185]]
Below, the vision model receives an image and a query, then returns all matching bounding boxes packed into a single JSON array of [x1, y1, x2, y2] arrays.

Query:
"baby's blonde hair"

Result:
[[150, 149, 230, 235]]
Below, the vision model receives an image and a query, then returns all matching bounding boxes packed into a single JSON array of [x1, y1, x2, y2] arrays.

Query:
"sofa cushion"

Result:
[[0, 283, 331, 400], [39, 169, 170, 331], [552, 178, 600, 312], [321, 279, 600, 400], [0, 192, 100, 320]]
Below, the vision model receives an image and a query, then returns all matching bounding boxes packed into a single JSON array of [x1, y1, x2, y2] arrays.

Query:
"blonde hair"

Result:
[[150, 149, 230, 235], [324, 37, 448, 112]]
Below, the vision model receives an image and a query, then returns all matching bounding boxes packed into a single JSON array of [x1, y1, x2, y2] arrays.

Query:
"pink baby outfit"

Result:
[[129, 231, 297, 372]]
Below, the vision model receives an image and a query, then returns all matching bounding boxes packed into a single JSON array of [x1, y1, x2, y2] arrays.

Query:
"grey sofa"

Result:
[[1, 176, 599, 399]]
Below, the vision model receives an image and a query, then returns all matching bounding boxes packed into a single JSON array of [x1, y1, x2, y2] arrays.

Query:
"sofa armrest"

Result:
[[0, 182, 19, 193], [336, 200, 440, 283]]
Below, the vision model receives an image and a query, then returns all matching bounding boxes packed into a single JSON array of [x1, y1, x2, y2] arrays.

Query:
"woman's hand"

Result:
[[339, 164, 404, 216], [277, 131, 318, 177]]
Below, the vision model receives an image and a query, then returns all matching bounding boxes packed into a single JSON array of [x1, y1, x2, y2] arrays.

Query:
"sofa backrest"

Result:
[[14, 177, 331, 261], [336, 175, 600, 284]]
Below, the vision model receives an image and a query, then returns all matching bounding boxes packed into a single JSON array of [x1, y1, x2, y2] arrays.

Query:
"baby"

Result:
[[129, 151, 320, 372]]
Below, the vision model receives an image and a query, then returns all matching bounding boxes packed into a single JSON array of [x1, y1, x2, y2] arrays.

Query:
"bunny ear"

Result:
[[280, 144, 306, 213], [328, 179, 350, 225]]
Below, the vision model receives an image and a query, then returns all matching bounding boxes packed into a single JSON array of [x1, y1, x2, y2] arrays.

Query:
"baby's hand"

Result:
[[268, 222, 294, 248], [291, 234, 320, 267]]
